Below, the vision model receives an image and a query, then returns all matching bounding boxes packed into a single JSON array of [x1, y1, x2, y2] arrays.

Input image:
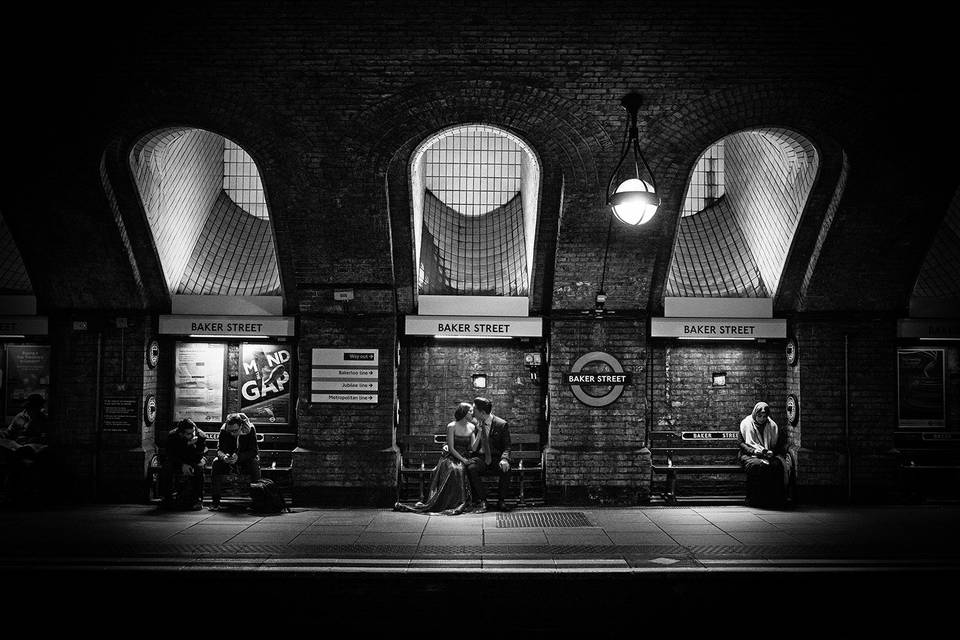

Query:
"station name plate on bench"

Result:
[[681, 431, 739, 440], [921, 432, 960, 442]]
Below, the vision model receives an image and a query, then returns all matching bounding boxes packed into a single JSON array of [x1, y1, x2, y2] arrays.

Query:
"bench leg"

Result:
[[663, 471, 678, 505], [518, 470, 525, 507], [418, 474, 425, 503]]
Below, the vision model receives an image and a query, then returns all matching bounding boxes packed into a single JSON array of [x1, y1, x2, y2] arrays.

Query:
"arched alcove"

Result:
[[0, 213, 32, 294], [666, 128, 819, 298], [129, 128, 281, 297], [410, 123, 541, 301], [910, 186, 960, 317]]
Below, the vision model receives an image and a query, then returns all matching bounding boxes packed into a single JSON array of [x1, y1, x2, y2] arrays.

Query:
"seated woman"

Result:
[[209, 412, 260, 511], [394, 402, 478, 515], [738, 401, 795, 508]]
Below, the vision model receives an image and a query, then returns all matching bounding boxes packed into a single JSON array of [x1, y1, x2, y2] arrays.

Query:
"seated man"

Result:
[[209, 412, 260, 511], [0, 394, 50, 504], [160, 418, 207, 510], [465, 396, 513, 512]]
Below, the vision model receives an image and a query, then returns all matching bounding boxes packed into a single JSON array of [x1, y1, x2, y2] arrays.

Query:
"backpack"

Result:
[[174, 476, 199, 510], [248, 478, 290, 514]]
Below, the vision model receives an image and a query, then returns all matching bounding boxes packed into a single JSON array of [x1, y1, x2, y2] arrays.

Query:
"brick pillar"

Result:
[[50, 314, 157, 503], [294, 294, 398, 506], [793, 318, 899, 503], [546, 318, 651, 505]]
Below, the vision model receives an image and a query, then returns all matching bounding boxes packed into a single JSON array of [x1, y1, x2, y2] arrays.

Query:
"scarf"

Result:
[[739, 401, 778, 455]]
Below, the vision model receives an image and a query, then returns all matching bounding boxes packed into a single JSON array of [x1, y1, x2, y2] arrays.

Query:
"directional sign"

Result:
[[311, 349, 380, 404]]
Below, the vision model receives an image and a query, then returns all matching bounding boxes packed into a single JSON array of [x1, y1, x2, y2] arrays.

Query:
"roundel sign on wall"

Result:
[[147, 339, 160, 369], [564, 351, 632, 407], [785, 336, 798, 367], [144, 394, 158, 426], [786, 394, 799, 426]]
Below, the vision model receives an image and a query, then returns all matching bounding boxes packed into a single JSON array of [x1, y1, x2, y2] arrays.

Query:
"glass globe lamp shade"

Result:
[[610, 178, 659, 225]]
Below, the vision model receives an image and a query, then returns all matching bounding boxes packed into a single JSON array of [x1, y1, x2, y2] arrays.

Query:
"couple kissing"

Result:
[[395, 396, 512, 515]]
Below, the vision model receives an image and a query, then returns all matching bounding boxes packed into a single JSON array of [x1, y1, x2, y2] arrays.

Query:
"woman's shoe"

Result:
[[208, 503, 222, 511]]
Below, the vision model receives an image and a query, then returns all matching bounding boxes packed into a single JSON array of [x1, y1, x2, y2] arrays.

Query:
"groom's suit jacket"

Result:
[[484, 414, 511, 461]]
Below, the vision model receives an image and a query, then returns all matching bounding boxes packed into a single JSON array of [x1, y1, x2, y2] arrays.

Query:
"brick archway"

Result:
[[99, 91, 311, 311], [342, 80, 615, 314]]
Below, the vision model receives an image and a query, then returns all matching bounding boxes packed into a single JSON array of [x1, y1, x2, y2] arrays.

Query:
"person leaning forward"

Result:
[[465, 396, 512, 512], [160, 418, 207, 510], [209, 413, 260, 511], [0, 394, 51, 504]]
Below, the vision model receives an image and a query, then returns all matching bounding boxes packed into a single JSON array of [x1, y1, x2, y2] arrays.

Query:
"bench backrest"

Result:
[[198, 431, 297, 467], [649, 431, 740, 465], [399, 431, 543, 468]]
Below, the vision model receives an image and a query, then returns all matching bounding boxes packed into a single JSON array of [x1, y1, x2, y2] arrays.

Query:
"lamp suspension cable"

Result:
[[599, 208, 614, 300], [606, 92, 660, 225]]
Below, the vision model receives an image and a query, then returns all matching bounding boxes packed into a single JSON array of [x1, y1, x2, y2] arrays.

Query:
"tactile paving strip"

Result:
[[497, 511, 593, 528]]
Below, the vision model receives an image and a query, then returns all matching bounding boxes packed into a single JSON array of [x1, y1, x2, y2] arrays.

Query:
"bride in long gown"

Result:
[[394, 402, 478, 515]]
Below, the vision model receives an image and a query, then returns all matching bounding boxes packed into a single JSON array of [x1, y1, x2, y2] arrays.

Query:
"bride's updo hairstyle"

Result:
[[454, 402, 473, 421]]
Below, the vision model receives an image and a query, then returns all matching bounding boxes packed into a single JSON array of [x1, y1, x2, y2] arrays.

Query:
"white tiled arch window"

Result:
[[129, 128, 281, 298], [410, 124, 540, 314]]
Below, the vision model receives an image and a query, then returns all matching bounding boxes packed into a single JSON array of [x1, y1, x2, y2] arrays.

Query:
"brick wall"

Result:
[[400, 340, 544, 438]]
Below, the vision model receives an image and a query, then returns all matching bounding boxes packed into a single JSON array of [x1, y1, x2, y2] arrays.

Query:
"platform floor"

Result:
[[2, 502, 958, 630]]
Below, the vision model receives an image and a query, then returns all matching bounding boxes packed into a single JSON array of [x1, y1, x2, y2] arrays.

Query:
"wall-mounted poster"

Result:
[[240, 343, 292, 425], [898, 348, 946, 428], [102, 395, 140, 433], [173, 342, 225, 424], [4, 344, 51, 424]]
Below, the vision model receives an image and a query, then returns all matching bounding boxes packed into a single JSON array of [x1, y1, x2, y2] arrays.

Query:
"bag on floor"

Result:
[[174, 474, 200, 510], [248, 478, 290, 514]]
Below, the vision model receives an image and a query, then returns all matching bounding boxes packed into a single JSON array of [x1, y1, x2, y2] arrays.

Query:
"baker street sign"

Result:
[[564, 351, 632, 407], [564, 372, 632, 385]]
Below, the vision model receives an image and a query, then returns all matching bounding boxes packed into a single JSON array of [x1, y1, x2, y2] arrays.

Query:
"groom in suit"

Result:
[[466, 396, 512, 512]]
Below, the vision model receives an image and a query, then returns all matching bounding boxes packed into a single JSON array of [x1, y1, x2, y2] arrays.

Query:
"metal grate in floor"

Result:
[[497, 511, 592, 528]]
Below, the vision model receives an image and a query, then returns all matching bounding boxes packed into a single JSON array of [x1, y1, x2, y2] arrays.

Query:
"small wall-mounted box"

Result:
[[334, 289, 355, 302]]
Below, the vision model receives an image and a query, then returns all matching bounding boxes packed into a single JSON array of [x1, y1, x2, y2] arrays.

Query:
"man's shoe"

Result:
[[496, 501, 512, 512], [190, 502, 203, 511], [475, 502, 488, 514], [208, 503, 222, 512]]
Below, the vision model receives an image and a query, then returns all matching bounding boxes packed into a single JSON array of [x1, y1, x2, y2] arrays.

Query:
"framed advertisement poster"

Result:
[[898, 348, 946, 428], [4, 344, 51, 425], [240, 343, 292, 426], [173, 342, 226, 424]]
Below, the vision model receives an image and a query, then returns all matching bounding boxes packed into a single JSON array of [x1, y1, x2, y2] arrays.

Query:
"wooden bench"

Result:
[[397, 432, 544, 507], [650, 431, 744, 504], [148, 430, 295, 506], [894, 431, 960, 500]]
